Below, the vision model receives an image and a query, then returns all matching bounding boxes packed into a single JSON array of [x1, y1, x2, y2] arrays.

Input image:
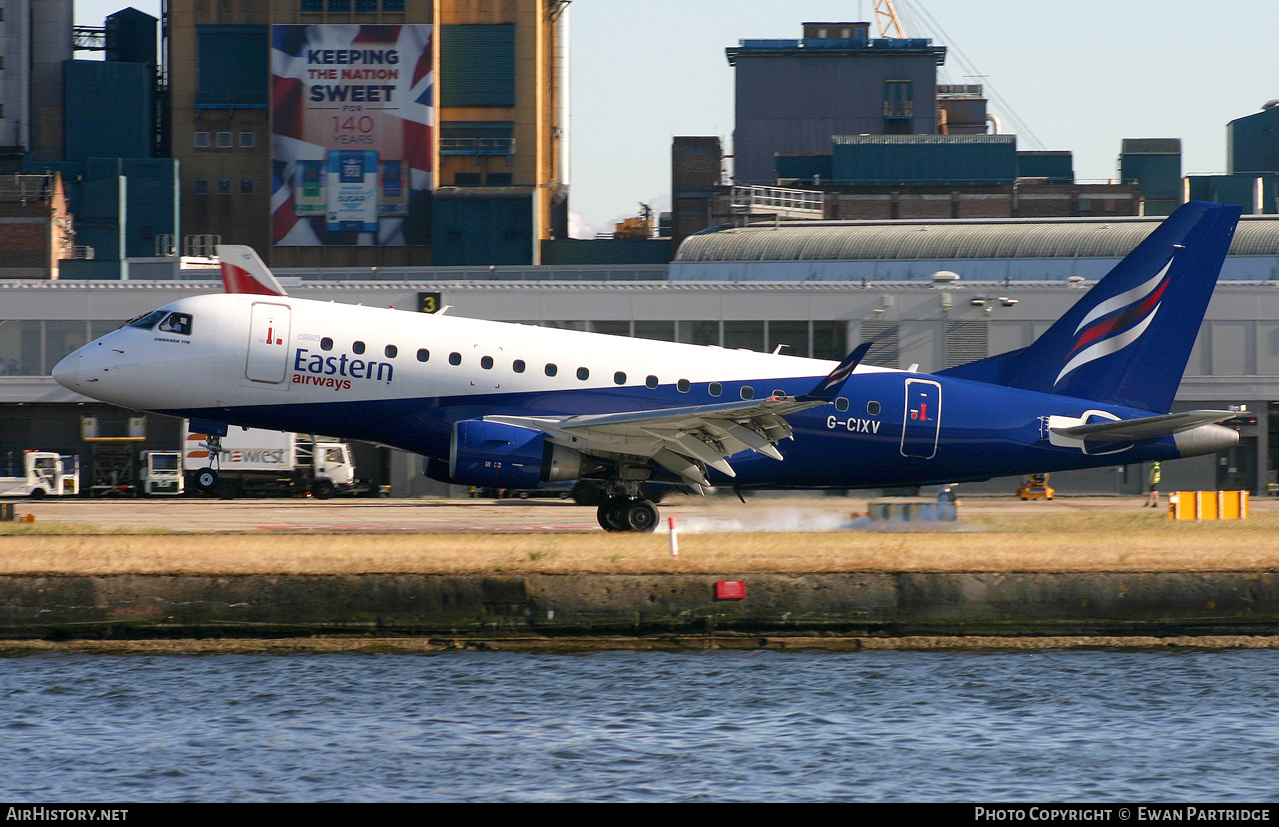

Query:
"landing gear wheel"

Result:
[[311, 479, 334, 500], [194, 468, 219, 493], [596, 498, 660, 533], [597, 497, 630, 532], [625, 499, 659, 533]]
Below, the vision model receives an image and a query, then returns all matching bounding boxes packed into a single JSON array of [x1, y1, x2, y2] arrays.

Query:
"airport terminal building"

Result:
[[4, 213, 1279, 498]]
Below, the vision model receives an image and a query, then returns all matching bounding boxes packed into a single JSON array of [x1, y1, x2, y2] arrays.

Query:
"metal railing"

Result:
[[730, 185, 825, 216], [440, 137, 516, 156], [0, 175, 52, 202], [183, 235, 222, 259], [274, 264, 670, 283]]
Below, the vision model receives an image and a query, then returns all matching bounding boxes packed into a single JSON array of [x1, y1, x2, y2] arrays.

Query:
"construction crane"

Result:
[[872, 0, 905, 38]]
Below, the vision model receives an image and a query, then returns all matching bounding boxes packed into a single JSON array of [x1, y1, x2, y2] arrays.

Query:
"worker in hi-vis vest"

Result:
[[1145, 461, 1162, 508]]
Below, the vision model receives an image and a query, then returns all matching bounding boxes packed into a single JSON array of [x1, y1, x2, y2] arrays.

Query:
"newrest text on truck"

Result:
[[183, 423, 370, 498]]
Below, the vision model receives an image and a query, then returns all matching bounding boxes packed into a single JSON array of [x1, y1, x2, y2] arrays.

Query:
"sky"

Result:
[[76, 0, 1279, 237]]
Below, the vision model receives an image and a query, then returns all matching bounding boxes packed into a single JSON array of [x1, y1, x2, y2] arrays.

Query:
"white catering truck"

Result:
[[183, 423, 365, 498], [0, 452, 81, 498]]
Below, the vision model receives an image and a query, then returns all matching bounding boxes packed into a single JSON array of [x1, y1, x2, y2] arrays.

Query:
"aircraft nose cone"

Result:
[[52, 352, 81, 390]]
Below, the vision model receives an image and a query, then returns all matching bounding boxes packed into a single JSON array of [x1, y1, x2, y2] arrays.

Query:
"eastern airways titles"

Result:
[[292, 347, 393, 388]]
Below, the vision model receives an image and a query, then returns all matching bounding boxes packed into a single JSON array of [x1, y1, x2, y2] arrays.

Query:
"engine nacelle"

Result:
[[450, 420, 547, 489], [449, 419, 597, 489]]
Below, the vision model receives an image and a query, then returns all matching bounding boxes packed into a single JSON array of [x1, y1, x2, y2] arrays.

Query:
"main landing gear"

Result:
[[585, 480, 661, 533], [597, 497, 660, 533]]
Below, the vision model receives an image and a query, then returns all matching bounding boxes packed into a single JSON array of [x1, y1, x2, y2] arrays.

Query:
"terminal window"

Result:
[[197, 25, 268, 110], [239, 132, 256, 148], [240, 179, 254, 195], [216, 132, 233, 148], [193, 180, 209, 195], [194, 132, 210, 148], [440, 24, 516, 108], [217, 179, 231, 195]]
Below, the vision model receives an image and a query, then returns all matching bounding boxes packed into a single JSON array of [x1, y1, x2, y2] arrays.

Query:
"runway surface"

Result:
[[9, 493, 1244, 533]]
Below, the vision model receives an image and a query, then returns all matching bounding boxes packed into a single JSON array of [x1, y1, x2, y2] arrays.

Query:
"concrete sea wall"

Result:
[[1, 572, 1278, 641]]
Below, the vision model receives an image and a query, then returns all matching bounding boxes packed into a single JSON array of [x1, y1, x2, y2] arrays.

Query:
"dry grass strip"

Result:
[[2, 506, 1279, 574]]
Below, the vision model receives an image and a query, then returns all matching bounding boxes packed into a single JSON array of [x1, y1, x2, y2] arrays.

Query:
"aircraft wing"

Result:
[[1049, 410, 1237, 442], [484, 343, 873, 487]]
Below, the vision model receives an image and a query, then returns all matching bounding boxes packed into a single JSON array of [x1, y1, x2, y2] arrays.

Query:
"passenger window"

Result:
[[709, 382, 722, 397], [867, 401, 881, 415], [835, 397, 849, 412], [158, 312, 193, 335], [481, 356, 494, 369], [577, 367, 589, 380], [322, 337, 334, 352], [645, 375, 659, 389], [513, 360, 526, 373], [677, 379, 690, 393], [741, 386, 755, 400], [449, 352, 461, 366], [614, 371, 627, 385], [353, 341, 366, 355], [416, 348, 429, 362], [545, 363, 557, 377], [385, 345, 397, 358]]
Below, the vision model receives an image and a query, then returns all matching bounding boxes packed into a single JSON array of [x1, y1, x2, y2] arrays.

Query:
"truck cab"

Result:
[[299, 442, 355, 498], [0, 452, 81, 498]]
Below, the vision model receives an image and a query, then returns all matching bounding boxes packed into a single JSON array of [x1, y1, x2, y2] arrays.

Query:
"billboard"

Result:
[[271, 25, 433, 246]]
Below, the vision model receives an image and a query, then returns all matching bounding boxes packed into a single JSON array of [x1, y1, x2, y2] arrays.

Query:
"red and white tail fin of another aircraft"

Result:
[[217, 245, 288, 297]]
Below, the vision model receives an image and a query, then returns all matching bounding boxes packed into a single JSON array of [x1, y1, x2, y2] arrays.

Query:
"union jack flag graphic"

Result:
[[271, 24, 434, 247]]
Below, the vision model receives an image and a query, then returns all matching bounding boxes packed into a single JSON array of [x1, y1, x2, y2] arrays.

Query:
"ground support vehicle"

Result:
[[184, 424, 368, 498], [0, 452, 81, 498]]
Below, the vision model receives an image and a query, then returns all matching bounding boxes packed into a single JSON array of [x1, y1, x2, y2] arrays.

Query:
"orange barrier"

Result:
[[1168, 490, 1249, 520]]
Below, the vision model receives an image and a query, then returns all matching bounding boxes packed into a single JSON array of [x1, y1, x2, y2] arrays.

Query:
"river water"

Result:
[[1, 649, 1276, 802]]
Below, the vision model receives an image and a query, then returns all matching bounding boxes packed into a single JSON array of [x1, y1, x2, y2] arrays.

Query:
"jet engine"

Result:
[[449, 419, 593, 489]]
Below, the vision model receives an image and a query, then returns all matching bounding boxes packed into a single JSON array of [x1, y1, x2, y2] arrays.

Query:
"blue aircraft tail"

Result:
[[939, 201, 1242, 412]]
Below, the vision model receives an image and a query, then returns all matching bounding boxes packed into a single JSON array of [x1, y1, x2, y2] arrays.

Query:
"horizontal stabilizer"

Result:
[[1050, 410, 1236, 442]]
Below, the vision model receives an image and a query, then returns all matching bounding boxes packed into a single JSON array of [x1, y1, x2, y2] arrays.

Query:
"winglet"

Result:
[[217, 245, 288, 297], [802, 340, 873, 401]]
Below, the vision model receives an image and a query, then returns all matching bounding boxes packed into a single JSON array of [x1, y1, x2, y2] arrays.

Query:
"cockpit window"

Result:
[[126, 310, 169, 330], [157, 312, 193, 336]]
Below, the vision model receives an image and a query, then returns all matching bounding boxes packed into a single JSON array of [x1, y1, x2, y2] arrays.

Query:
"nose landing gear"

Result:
[[193, 434, 223, 493]]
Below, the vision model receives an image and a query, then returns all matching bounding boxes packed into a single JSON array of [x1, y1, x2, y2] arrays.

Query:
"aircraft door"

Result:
[[900, 378, 942, 459], [245, 302, 292, 383]]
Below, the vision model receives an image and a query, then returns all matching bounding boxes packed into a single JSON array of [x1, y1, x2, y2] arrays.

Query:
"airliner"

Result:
[[53, 201, 1242, 531]]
